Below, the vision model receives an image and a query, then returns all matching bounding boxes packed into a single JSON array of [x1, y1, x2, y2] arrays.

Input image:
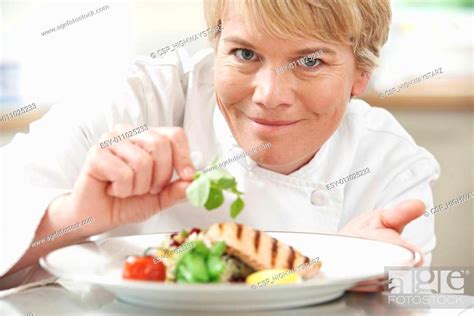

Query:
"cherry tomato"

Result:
[[189, 228, 201, 235], [122, 256, 166, 281]]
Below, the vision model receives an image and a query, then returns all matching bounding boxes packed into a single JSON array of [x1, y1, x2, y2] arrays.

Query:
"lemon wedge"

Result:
[[246, 269, 301, 288]]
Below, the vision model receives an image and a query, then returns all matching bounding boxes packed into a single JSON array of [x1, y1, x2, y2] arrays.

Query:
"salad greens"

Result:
[[175, 240, 227, 283], [186, 164, 245, 219]]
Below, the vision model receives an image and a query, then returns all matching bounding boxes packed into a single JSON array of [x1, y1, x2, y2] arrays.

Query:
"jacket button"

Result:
[[311, 189, 329, 206]]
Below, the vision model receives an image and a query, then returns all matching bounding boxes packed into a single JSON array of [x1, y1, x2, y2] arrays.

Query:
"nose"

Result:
[[252, 65, 296, 109]]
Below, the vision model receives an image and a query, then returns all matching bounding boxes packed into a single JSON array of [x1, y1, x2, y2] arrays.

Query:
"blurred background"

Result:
[[1, 0, 473, 266]]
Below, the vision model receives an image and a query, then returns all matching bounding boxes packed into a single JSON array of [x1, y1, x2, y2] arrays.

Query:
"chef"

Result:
[[0, 0, 439, 291]]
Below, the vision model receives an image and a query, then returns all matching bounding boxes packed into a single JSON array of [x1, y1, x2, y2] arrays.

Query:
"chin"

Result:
[[256, 143, 320, 173], [250, 147, 297, 167]]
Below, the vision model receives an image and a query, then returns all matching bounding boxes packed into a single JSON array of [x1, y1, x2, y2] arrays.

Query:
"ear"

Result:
[[351, 70, 371, 97]]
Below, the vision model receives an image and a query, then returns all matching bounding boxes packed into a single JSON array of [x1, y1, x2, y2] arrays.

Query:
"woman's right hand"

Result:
[[65, 125, 196, 237]]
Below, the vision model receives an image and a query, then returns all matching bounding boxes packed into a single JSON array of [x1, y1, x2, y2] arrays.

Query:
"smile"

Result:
[[247, 116, 302, 134], [249, 117, 301, 126]]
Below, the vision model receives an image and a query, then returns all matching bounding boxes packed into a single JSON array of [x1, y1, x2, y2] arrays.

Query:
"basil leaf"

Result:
[[176, 254, 195, 283], [193, 240, 210, 256], [207, 255, 225, 281], [186, 174, 211, 207], [186, 254, 210, 283], [204, 187, 225, 210], [230, 187, 244, 195], [210, 241, 226, 256], [216, 177, 236, 189], [176, 236, 228, 283], [187, 158, 246, 218], [230, 197, 244, 219]]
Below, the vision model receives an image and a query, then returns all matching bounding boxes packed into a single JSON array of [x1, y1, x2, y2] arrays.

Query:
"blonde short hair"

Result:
[[203, 0, 391, 72]]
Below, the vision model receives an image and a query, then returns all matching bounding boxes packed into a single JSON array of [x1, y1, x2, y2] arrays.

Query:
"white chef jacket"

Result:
[[0, 48, 440, 290]]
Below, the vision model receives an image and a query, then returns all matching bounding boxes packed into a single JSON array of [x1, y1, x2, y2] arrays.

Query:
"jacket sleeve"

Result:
[[339, 104, 441, 267], [0, 54, 188, 289], [375, 152, 441, 267]]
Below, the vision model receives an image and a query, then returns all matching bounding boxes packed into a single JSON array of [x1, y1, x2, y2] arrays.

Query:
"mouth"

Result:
[[246, 115, 303, 134], [248, 117, 301, 126]]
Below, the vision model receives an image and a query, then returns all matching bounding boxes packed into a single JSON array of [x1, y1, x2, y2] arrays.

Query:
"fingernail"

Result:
[[182, 167, 195, 179]]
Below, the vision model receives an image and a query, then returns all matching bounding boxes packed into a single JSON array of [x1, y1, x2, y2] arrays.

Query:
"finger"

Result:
[[105, 123, 147, 146], [383, 234, 425, 267], [155, 127, 195, 180], [113, 180, 191, 224], [134, 130, 173, 194], [86, 146, 134, 198], [415, 252, 425, 267], [98, 131, 122, 148], [397, 239, 424, 267], [114, 125, 163, 195], [381, 199, 425, 233], [109, 141, 153, 195], [157, 180, 192, 210]]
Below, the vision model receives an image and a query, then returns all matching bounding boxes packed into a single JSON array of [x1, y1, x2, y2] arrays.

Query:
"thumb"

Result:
[[383, 200, 426, 267], [381, 199, 425, 233], [157, 180, 192, 210]]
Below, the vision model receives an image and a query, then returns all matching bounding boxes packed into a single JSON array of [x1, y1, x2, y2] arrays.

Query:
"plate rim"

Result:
[[39, 230, 421, 290]]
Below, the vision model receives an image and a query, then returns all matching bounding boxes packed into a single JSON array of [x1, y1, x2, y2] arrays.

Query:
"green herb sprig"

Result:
[[175, 240, 227, 283], [185, 163, 245, 219]]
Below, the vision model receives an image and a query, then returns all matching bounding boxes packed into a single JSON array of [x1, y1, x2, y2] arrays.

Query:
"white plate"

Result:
[[40, 231, 420, 311]]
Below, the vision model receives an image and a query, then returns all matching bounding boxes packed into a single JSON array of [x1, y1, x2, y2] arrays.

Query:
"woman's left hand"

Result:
[[337, 199, 426, 292]]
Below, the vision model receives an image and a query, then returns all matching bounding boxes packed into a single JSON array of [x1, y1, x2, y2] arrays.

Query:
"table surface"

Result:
[[1, 281, 472, 316]]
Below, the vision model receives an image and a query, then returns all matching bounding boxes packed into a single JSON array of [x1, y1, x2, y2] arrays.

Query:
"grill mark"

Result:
[[218, 223, 224, 234], [271, 238, 278, 267], [236, 223, 243, 240], [254, 230, 261, 253], [287, 246, 296, 269], [304, 257, 310, 264]]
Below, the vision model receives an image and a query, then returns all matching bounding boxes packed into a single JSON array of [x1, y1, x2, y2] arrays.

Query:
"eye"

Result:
[[300, 56, 321, 69], [234, 48, 258, 61]]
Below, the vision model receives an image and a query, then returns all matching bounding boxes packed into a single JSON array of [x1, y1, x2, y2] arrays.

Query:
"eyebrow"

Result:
[[223, 36, 257, 50], [295, 47, 336, 57], [223, 36, 337, 57]]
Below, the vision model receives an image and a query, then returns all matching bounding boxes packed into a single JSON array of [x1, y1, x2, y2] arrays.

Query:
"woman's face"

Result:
[[214, 11, 370, 175]]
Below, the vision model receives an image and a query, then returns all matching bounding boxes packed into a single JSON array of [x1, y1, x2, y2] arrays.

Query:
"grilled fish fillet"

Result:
[[206, 222, 321, 279]]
